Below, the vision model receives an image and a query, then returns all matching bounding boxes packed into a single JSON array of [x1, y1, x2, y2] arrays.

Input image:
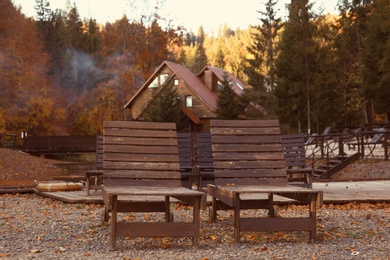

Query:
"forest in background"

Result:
[[1, 0, 389, 136]]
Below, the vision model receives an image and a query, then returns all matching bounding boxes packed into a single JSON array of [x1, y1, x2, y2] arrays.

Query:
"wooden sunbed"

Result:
[[196, 132, 215, 190], [85, 135, 103, 195], [101, 121, 203, 250], [207, 120, 322, 243], [281, 133, 313, 188], [347, 128, 388, 157], [177, 132, 194, 188]]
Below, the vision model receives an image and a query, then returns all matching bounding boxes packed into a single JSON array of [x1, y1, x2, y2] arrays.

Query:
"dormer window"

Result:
[[174, 79, 179, 86]]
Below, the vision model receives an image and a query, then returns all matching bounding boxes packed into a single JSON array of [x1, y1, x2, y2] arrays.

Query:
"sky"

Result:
[[13, 0, 339, 34]]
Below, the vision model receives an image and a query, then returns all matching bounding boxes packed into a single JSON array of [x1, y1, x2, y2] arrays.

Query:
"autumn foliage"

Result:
[[0, 0, 182, 136]]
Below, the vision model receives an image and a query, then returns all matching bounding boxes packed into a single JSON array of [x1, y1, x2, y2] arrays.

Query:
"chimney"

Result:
[[204, 70, 215, 92]]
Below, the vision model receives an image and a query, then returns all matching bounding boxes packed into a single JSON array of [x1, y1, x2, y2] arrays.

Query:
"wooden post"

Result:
[[360, 134, 365, 158]]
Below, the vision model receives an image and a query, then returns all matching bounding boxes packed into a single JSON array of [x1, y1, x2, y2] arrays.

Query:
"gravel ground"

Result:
[[0, 193, 389, 259], [1, 149, 390, 259]]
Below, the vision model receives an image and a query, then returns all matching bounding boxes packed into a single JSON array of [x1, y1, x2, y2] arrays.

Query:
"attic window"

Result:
[[174, 79, 179, 86], [161, 74, 169, 85], [148, 74, 170, 88], [149, 77, 158, 88], [185, 96, 193, 107]]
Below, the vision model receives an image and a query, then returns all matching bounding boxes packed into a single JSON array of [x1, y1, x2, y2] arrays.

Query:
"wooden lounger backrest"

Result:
[[196, 132, 214, 171], [103, 121, 182, 187], [177, 132, 193, 172], [95, 135, 104, 170], [281, 133, 307, 169], [210, 120, 288, 186]]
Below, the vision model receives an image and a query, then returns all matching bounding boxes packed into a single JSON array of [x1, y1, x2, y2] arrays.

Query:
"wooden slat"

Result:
[[103, 170, 181, 179], [240, 217, 314, 232], [214, 161, 286, 169], [212, 152, 284, 161], [210, 119, 280, 128], [104, 120, 176, 130], [213, 144, 282, 152], [104, 136, 177, 146], [104, 152, 179, 162], [104, 179, 182, 187], [213, 169, 287, 178], [104, 144, 178, 154], [212, 135, 281, 144], [104, 161, 180, 171], [215, 178, 287, 186], [116, 222, 195, 237]]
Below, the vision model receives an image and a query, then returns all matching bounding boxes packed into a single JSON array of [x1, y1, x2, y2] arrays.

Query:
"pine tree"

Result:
[[334, 0, 372, 126], [275, 0, 318, 133], [216, 73, 241, 119], [142, 83, 188, 130], [244, 0, 282, 119], [363, 0, 390, 122], [188, 26, 208, 73]]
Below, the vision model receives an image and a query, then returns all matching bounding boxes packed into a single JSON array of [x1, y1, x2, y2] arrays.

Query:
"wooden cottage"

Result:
[[124, 60, 249, 132]]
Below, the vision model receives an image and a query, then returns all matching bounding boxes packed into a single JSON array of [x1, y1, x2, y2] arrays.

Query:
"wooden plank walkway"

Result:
[[34, 180, 390, 205]]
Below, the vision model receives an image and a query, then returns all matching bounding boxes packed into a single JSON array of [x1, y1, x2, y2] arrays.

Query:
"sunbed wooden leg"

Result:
[[209, 197, 217, 222], [165, 196, 171, 222], [193, 196, 200, 249], [86, 177, 91, 196], [309, 193, 317, 243], [233, 193, 240, 243], [268, 193, 276, 218], [110, 195, 118, 251]]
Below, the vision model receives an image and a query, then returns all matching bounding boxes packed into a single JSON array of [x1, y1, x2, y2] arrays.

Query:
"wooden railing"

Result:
[[305, 128, 389, 165]]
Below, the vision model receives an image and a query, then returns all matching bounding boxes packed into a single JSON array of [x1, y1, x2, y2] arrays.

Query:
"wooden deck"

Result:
[[34, 180, 390, 204]]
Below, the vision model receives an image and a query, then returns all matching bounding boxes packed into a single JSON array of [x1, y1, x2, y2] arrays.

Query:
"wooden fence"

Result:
[[22, 135, 97, 155], [0, 133, 17, 149]]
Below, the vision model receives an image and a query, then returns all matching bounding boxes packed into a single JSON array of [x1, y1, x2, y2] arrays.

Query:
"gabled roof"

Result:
[[124, 60, 217, 111]]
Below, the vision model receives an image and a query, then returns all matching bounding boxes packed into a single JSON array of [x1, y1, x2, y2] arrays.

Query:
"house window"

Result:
[[185, 96, 193, 107], [174, 79, 179, 86]]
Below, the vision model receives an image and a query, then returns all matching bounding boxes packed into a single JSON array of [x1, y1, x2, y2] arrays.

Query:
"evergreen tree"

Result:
[[363, 0, 390, 122], [244, 0, 282, 119], [334, 0, 372, 126], [142, 83, 188, 130], [188, 26, 208, 73], [275, 0, 318, 133], [216, 73, 241, 119]]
